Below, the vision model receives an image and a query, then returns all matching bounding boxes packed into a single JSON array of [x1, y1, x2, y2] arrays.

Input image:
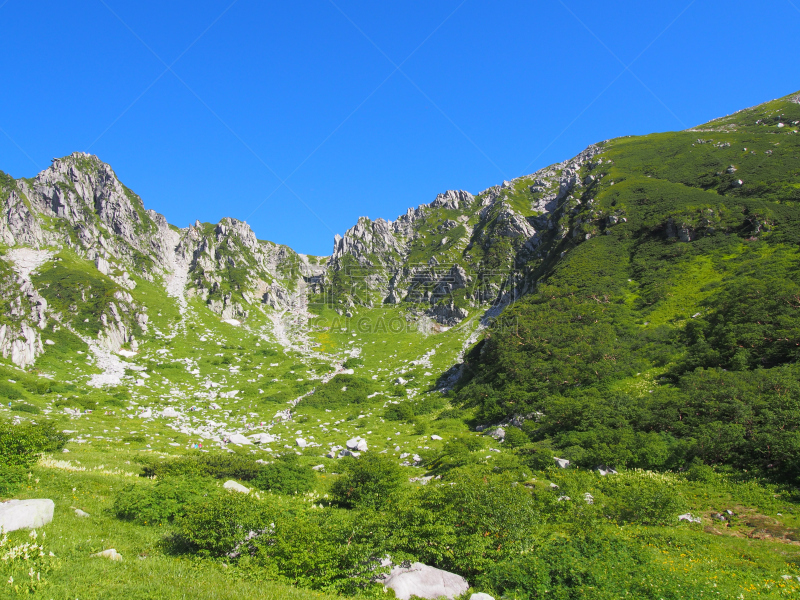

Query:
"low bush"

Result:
[[0, 419, 68, 468], [141, 453, 264, 481], [298, 375, 376, 410], [330, 453, 405, 509], [252, 454, 316, 494], [114, 476, 219, 526]]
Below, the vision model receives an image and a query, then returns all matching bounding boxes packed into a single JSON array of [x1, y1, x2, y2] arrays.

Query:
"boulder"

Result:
[[381, 562, 469, 600], [430, 435, 443, 441], [0, 499, 55, 532], [553, 457, 570, 469], [223, 480, 250, 494], [227, 433, 252, 445], [160, 407, 180, 418], [471, 594, 496, 600], [296, 438, 308, 448], [250, 433, 275, 444], [74, 508, 90, 518], [346, 436, 368, 452], [487, 427, 505, 440]]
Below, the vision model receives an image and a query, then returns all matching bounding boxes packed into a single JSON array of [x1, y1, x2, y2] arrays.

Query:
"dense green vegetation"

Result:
[[454, 91, 800, 486]]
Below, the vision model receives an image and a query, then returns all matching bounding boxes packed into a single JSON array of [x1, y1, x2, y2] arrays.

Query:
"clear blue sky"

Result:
[[1, 0, 799, 256]]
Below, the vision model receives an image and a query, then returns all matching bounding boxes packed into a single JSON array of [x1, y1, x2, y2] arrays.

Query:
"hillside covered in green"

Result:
[[454, 90, 800, 482]]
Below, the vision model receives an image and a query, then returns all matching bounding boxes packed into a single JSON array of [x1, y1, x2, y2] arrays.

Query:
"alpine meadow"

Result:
[[2, 89, 800, 599]]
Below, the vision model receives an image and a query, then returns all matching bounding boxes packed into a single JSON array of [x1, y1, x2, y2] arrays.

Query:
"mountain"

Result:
[[1, 89, 800, 600]]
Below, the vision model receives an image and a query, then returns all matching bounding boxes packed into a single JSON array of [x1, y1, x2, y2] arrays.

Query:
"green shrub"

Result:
[[597, 470, 688, 525], [252, 454, 316, 494], [0, 382, 23, 400], [174, 493, 282, 557], [502, 426, 529, 448], [383, 402, 414, 421], [114, 476, 219, 525], [141, 453, 264, 481], [10, 403, 40, 414], [0, 420, 68, 468], [330, 453, 405, 509], [0, 463, 27, 496], [342, 357, 364, 369], [298, 375, 376, 410]]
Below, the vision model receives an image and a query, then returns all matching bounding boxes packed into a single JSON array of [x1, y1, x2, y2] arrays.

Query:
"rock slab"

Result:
[[0, 499, 54, 533], [382, 562, 469, 600]]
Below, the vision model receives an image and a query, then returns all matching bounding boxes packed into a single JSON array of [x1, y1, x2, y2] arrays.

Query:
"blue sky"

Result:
[[1, 0, 799, 256]]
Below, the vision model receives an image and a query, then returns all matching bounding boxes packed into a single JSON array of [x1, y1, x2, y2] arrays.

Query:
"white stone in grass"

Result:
[[92, 548, 122, 561], [296, 438, 308, 448], [74, 508, 90, 518], [678, 513, 701, 524], [223, 480, 250, 494], [160, 407, 179, 418], [227, 433, 251, 445], [221, 319, 241, 326], [346, 436, 368, 452], [553, 457, 570, 469], [45, 339, 55, 346], [430, 435, 443, 441], [0, 499, 54, 532], [312, 465, 325, 471], [381, 562, 469, 600], [470, 594, 495, 600]]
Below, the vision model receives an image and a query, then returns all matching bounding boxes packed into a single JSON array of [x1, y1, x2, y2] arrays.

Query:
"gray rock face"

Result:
[[0, 499, 55, 532], [381, 562, 469, 600]]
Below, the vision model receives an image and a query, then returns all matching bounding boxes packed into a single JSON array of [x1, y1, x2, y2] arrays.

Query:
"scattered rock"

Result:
[[486, 427, 505, 440], [595, 465, 617, 476], [92, 548, 123, 561], [227, 433, 252, 445], [553, 457, 570, 469], [0, 499, 54, 532], [346, 436, 368, 452], [74, 508, 90, 518], [430, 435, 443, 441], [678, 513, 701, 524], [470, 594, 495, 600], [223, 480, 250, 494], [381, 562, 469, 600]]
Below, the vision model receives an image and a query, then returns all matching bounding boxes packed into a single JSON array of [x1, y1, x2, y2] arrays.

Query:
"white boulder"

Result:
[[227, 433, 252, 445], [553, 457, 570, 469], [471, 594, 495, 600], [250, 433, 275, 444], [296, 438, 308, 448], [430, 435, 443, 441], [160, 407, 180, 418], [0, 499, 54, 533], [346, 436, 368, 452], [381, 562, 469, 600], [223, 480, 250, 494]]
